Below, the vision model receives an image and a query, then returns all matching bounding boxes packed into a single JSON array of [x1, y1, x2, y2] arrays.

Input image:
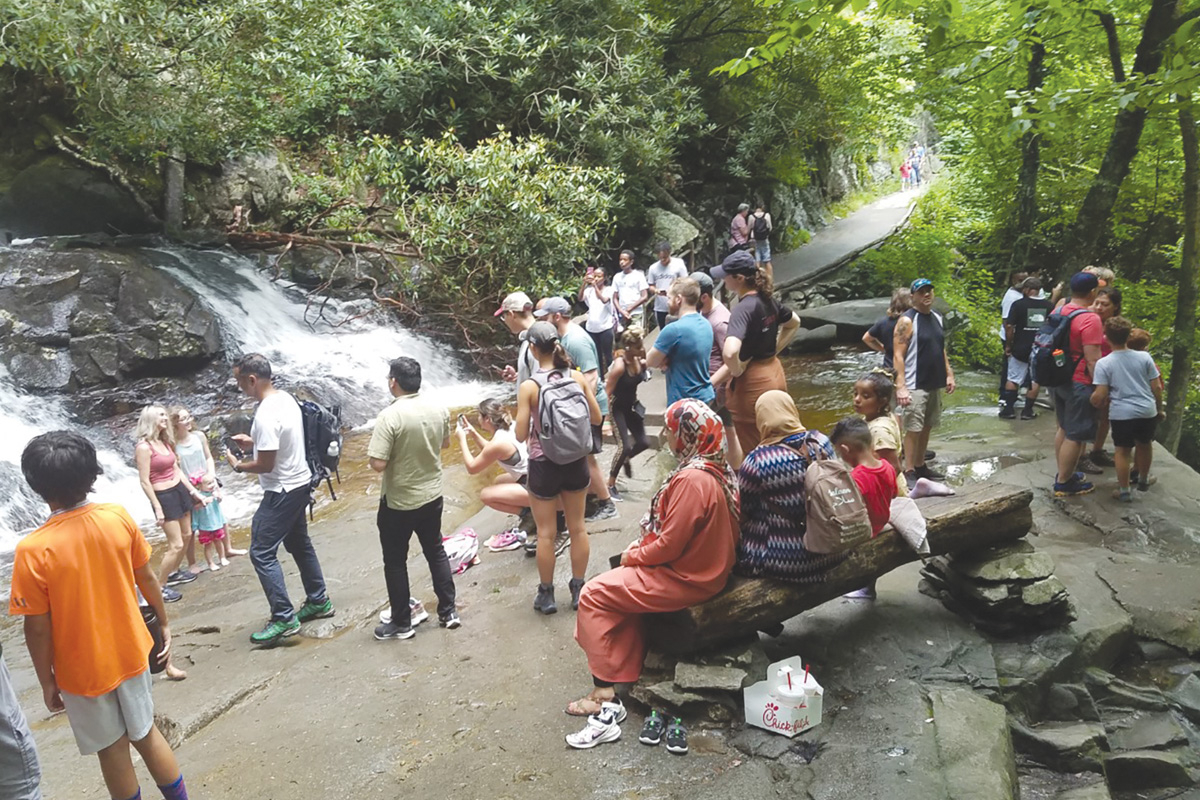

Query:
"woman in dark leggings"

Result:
[[605, 327, 652, 500]]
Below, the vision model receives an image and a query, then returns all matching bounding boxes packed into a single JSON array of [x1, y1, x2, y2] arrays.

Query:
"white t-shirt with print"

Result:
[[251, 390, 312, 493], [648, 257, 688, 313], [612, 269, 649, 312]]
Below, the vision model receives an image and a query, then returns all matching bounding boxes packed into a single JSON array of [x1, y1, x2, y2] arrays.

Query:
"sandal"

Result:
[[566, 694, 621, 718]]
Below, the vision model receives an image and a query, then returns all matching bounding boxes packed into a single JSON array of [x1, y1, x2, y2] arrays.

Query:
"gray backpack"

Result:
[[801, 437, 872, 555], [531, 370, 594, 465]]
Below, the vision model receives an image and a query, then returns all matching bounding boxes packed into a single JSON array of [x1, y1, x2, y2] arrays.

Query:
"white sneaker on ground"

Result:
[[379, 598, 430, 626], [566, 704, 623, 750]]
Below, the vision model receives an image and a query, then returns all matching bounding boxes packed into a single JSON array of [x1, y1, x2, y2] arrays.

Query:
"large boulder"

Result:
[[186, 150, 294, 230], [0, 246, 222, 391], [928, 687, 1019, 800], [0, 156, 156, 238], [646, 208, 700, 252]]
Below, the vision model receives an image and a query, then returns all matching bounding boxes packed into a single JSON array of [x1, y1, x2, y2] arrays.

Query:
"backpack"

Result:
[[531, 369, 594, 465], [299, 400, 343, 514], [752, 212, 770, 240], [801, 437, 873, 555], [442, 528, 480, 575], [1029, 308, 1092, 388]]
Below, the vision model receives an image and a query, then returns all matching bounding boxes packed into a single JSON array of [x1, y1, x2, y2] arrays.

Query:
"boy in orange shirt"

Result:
[[831, 416, 898, 600], [9, 431, 189, 800]]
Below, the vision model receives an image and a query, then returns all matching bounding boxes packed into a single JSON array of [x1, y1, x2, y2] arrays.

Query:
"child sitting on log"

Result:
[[831, 416, 897, 601], [853, 372, 953, 499]]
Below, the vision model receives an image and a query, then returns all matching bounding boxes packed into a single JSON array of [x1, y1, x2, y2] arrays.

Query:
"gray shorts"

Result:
[[0, 657, 41, 799], [900, 389, 942, 433], [60, 670, 155, 755], [1053, 383, 1097, 443]]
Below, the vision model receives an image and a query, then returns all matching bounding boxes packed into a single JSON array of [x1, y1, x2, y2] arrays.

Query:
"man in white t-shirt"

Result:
[[611, 250, 649, 331], [998, 271, 1028, 399], [227, 353, 333, 646], [647, 241, 687, 332]]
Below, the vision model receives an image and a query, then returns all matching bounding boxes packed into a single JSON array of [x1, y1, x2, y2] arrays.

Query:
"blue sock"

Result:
[[158, 774, 188, 800]]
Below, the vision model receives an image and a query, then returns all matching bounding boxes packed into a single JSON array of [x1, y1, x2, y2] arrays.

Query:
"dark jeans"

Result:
[[655, 310, 668, 332], [377, 497, 456, 626], [586, 327, 614, 380], [609, 406, 652, 480], [250, 485, 328, 622]]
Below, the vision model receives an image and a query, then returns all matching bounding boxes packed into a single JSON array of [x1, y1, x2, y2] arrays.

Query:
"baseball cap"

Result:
[[688, 271, 714, 294], [526, 321, 559, 347], [711, 250, 757, 280], [533, 297, 572, 318], [1069, 272, 1099, 294], [494, 291, 533, 317], [910, 278, 934, 292]]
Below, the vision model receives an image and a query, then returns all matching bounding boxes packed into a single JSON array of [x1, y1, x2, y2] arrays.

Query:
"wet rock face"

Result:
[[0, 157, 157, 238], [0, 246, 222, 391], [185, 151, 293, 230]]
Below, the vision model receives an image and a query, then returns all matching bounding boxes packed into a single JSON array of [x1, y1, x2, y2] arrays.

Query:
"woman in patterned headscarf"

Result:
[[566, 399, 740, 723]]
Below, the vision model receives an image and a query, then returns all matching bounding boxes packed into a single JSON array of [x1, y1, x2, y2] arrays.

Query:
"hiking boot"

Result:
[[250, 617, 301, 645], [439, 611, 462, 629], [533, 583, 558, 615], [608, 485, 623, 502], [998, 407, 1016, 420], [1053, 477, 1094, 497], [569, 577, 586, 611], [1089, 449, 1116, 467], [166, 570, 198, 586], [665, 718, 689, 755], [565, 711, 622, 750], [1112, 488, 1133, 503], [639, 710, 666, 745], [586, 499, 618, 522], [373, 621, 415, 641], [161, 586, 183, 603], [554, 531, 571, 557], [1076, 456, 1104, 475], [914, 464, 945, 481], [296, 598, 334, 622]]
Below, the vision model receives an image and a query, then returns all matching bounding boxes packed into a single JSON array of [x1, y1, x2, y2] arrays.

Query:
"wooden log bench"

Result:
[[642, 482, 1034, 655]]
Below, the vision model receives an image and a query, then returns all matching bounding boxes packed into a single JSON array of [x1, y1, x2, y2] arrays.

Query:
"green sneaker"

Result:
[[296, 598, 334, 622], [250, 617, 301, 645]]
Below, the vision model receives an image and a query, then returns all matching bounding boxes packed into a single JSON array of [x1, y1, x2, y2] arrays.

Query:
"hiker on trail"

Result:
[[368, 357, 460, 641], [580, 266, 615, 377], [569, 399, 738, 735], [611, 250, 650, 332], [1091, 316, 1163, 503], [1052, 265, 1113, 309], [134, 405, 209, 614], [11, 431, 190, 800], [535, 296, 618, 523], [226, 353, 334, 646], [831, 416, 898, 600], [710, 249, 801, 454], [456, 398, 531, 517], [862, 288, 912, 375], [729, 203, 751, 253], [605, 327, 652, 501], [170, 406, 245, 572], [735, 391, 846, 582], [1050, 272, 1102, 497], [899, 160, 912, 190], [999, 271, 1029, 398], [1001, 277, 1054, 420], [1079, 286, 1123, 475], [496, 291, 538, 385], [515, 322, 603, 615], [893, 278, 954, 485], [692, 270, 744, 469], [750, 204, 773, 279], [647, 242, 688, 332], [647, 277, 715, 407], [0, 641, 41, 800]]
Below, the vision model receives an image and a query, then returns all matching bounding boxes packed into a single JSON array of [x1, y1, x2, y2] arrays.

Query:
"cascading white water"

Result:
[[0, 246, 495, 556]]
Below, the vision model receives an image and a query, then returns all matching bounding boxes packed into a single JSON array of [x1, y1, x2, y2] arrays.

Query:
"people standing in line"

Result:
[[516, 322, 603, 615], [647, 277, 715, 407], [226, 353, 334, 646], [1079, 286, 1123, 474], [456, 398, 531, 517], [862, 288, 912, 375], [580, 266, 615, 378], [999, 271, 1029, 398], [1052, 265, 1113, 309], [11, 431, 190, 800], [1050, 273, 1103, 497], [647, 242, 689, 332], [170, 406, 246, 571], [749, 204, 773, 280], [605, 327, 652, 501], [1001, 277, 1054, 420], [611, 250, 650, 333], [0, 640, 41, 800], [729, 203, 751, 253], [1091, 316, 1164, 503], [368, 357, 460, 640], [709, 250, 801, 453], [496, 291, 538, 385], [692, 270, 744, 469], [535, 296, 618, 522], [134, 405, 209, 611], [893, 278, 955, 485]]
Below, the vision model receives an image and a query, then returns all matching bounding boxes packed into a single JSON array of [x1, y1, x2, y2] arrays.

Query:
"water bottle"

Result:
[[1052, 349, 1065, 368], [327, 441, 340, 458]]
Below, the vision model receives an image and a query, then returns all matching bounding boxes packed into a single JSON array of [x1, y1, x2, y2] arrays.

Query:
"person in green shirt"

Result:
[[367, 357, 460, 640]]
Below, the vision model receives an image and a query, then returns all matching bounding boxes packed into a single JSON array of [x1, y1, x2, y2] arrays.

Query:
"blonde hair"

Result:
[[168, 405, 193, 433], [134, 405, 175, 447]]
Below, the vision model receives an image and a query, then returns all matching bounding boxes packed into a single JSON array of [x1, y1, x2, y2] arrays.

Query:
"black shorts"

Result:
[[155, 481, 194, 522], [1053, 383, 1098, 443], [591, 424, 604, 455], [1110, 417, 1158, 448], [527, 457, 590, 500]]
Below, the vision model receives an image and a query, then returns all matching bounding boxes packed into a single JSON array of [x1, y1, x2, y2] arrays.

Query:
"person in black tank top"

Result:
[[605, 328, 652, 496], [893, 279, 955, 484]]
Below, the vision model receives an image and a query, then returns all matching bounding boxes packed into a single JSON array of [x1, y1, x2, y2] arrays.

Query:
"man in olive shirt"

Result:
[[368, 357, 460, 640]]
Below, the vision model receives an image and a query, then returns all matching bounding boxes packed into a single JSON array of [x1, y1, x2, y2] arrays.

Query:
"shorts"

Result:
[[527, 456, 590, 500], [1053, 383, 1098, 442], [60, 670, 154, 755], [1110, 416, 1158, 448], [755, 240, 771, 263], [591, 424, 604, 455], [900, 389, 942, 433], [1006, 357, 1031, 388], [154, 481, 194, 522], [198, 526, 226, 545]]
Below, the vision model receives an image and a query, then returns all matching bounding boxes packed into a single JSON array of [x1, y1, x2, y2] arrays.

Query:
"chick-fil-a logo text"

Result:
[[762, 702, 810, 734]]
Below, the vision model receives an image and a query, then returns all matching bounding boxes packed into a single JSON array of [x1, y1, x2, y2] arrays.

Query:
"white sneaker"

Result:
[[379, 598, 430, 626], [566, 709, 623, 750]]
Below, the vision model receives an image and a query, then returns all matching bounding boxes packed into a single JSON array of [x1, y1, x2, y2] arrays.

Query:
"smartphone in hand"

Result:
[[223, 436, 246, 460]]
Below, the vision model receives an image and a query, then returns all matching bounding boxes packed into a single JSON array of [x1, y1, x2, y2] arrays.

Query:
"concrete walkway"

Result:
[[772, 190, 919, 292]]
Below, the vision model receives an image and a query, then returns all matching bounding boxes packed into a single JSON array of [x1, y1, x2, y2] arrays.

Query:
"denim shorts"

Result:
[[1053, 382, 1098, 442], [755, 240, 771, 263]]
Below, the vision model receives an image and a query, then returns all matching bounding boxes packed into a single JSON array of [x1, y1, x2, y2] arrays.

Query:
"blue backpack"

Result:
[[1029, 308, 1092, 388]]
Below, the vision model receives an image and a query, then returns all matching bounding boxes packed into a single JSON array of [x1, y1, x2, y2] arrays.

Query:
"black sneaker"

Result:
[[665, 717, 689, 755], [924, 450, 937, 462], [639, 710, 665, 745], [439, 611, 462, 629], [569, 577, 585, 610], [161, 586, 183, 603], [166, 570, 198, 586], [586, 499, 618, 522], [533, 583, 557, 615], [609, 485, 624, 502], [998, 407, 1016, 419], [374, 621, 415, 640], [915, 464, 945, 481], [1020, 410, 1038, 420]]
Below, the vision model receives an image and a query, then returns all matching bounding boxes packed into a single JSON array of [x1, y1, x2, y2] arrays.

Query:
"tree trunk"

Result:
[[1161, 98, 1199, 453], [164, 147, 186, 236], [1061, 0, 1181, 274], [1009, 37, 1046, 275]]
